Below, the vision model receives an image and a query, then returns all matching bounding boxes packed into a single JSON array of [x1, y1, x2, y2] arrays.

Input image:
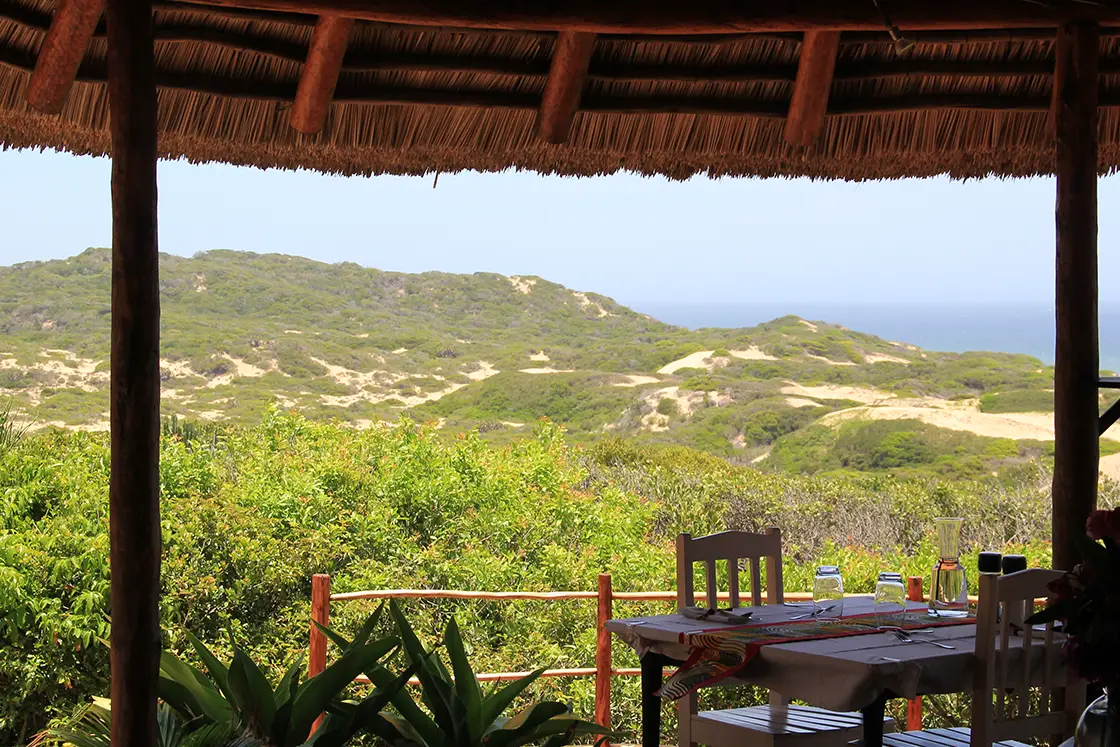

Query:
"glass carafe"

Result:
[[929, 517, 969, 618]]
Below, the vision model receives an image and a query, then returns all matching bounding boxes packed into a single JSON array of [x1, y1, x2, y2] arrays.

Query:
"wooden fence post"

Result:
[[905, 576, 924, 731], [310, 574, 331, 732], [595, 573, 613, 738]]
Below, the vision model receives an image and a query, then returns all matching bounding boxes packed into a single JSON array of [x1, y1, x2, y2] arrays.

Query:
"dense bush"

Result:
[[2, 414, 1105, 744]]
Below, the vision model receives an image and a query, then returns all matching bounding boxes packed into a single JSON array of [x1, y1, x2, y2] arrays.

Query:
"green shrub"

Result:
[[656, 398, 678, 416], [978, 390, 1054, 413]]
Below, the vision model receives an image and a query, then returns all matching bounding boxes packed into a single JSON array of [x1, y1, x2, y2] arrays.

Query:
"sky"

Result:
[[1, 147, 1118, 308]]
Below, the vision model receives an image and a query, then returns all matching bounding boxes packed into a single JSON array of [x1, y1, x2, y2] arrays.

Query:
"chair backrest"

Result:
[[970, 568, 1084, 746], [676, 528, 784, 610]]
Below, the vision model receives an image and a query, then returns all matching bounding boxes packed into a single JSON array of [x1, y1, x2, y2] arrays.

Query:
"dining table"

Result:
[[606, 597, 1058, 747]]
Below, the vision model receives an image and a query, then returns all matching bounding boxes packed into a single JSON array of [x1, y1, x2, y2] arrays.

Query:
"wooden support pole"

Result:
[[309, 573, 331, 732], [784, 30, 841, 146], [905, 576, 924, 730], [535, 30, 596, 144], [1052, 19, 1100, 572], [595, 573, 613, 738], [290, 14, 353, 134], [26, 0, 106, 113], [106, 0, 160, 736]]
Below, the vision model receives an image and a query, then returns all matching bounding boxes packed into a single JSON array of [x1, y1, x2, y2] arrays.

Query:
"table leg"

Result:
[[641, 653, 664, 747], [862, 694, 888, 747]]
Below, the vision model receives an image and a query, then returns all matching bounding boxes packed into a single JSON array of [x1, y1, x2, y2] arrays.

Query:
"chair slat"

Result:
[[997, 612, 1011, 719], [1019, 620, 1034, 716], [1041, 621, 1055, 706], [750, 557, 763, 608], [727, 557, 740, 608], [703, 559, 718, 610]]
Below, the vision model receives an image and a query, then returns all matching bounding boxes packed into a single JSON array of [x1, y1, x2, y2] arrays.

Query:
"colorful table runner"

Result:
[[658, 610, 975, 700]]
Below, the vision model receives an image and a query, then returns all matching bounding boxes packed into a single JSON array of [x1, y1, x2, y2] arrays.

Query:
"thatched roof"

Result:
[[1, 0, 1119, 180]]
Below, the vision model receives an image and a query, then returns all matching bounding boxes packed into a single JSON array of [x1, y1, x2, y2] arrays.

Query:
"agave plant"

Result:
[[319, 601, 624, 747], [29, 697, 233, 747], [34, 607, 415, 747]]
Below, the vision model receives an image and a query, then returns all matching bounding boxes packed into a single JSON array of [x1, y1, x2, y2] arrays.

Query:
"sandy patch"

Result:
[[806, 354, 857, 366], [392, 348, 408, 354], [659, 351, 714, 375], [820, 398, 1120, 443], [799, 319, 818, 332], [509, 276, 536, 294], [197, 411, 226, 421], [785, 397, 823, 408], [613, 374, 661, 388], [890, 341, 920, 351], [194, 274, 207, 292], [529, 352, 550, 362], [659, 347, 776, 375], [206, 355, 274, 388], [781, 382, 894, 405], [162, 359, 197, 379], [572, 291, 612, 318], [865, 353, 911, 365], [36, 419, 111, 432], [319, 361, 498, 409], [1101, 454, 1120, 480], [354, 333, 369, 338], [466, 361, 499, 381], [640, 385, 706, 432], [519, 367, 574, 374], [501, 421, 525, 428], [730, 347, 778, 362], [1, 351, 108, 397], [284, 330, 303, 334], [751, 450, 770, 463]]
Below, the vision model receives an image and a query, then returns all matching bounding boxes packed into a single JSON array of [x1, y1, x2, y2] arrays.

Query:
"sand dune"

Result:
[[781, 382, 893, 405], [658, 347, 776, 375]]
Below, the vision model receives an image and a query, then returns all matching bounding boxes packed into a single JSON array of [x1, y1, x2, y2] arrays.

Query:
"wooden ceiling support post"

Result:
[[536, 30, 596, 144], [1052, 19, 1100, 572], [291, 14, 353, 133], [106, 0, 161, 738], [784, 30, 841, 146], [26, 0, 106, 113]]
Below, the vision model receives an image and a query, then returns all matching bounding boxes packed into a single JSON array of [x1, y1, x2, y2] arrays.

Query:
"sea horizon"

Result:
[[629, 301, 1120, 373]]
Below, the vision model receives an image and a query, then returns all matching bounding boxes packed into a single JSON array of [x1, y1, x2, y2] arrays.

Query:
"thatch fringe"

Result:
[[2, 0, 1120, 180]]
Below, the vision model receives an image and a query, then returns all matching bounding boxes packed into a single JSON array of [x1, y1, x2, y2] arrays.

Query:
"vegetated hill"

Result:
[[3, 247, 1107, 472]]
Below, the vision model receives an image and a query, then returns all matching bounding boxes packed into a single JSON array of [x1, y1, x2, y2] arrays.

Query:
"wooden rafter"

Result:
[[25, 0, 106, 113], [536, 31, 596, 144], [290, 14, 353, 133], [161, 0, 1120, 33], [784, 30, 840, 146]]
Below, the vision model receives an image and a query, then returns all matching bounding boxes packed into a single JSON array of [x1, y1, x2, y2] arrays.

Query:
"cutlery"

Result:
[[891, 629, 955, 649], [790, 604, 834, 620]]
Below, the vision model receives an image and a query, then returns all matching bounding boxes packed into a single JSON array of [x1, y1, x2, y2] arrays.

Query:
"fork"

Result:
[[891, 629, 955, 649]]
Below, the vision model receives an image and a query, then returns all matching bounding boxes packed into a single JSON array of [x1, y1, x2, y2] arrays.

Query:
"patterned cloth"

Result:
[[658, 610, 975, 700]]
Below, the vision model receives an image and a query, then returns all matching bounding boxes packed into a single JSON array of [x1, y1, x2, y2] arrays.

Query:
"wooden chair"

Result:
[[882, 568, 1085, 747], [676, 529, 891, 747]]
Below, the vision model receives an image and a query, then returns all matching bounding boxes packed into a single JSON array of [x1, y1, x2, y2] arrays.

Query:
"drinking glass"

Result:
[[874, 572, 906, 625], [813, 565, 844, 619]]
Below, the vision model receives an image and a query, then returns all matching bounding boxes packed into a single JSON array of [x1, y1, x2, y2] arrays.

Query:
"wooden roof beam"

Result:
[[170, 0, 1120, 33], [536, 30, 596, 144], [26, 0, 106, 113], [290, 13, 352, 133], [784, 30, 840, 146]]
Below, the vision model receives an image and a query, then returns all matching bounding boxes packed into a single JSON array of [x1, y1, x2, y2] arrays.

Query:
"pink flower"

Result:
[[1086, 508, 1120, 543]]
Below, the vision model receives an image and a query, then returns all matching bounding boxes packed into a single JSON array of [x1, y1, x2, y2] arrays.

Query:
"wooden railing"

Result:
[[309, 573, 930, 736]]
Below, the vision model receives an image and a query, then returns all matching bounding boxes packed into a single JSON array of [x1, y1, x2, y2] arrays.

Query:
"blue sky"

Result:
[[2, 147, 1118, 307]]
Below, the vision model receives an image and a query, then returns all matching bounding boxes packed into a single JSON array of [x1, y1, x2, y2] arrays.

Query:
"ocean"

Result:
[[630, 302, 1120, 373]]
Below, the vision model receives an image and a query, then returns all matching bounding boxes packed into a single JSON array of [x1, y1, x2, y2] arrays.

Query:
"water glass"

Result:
[[813, 565, 844, 619], [874, 572, 906, 625]]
